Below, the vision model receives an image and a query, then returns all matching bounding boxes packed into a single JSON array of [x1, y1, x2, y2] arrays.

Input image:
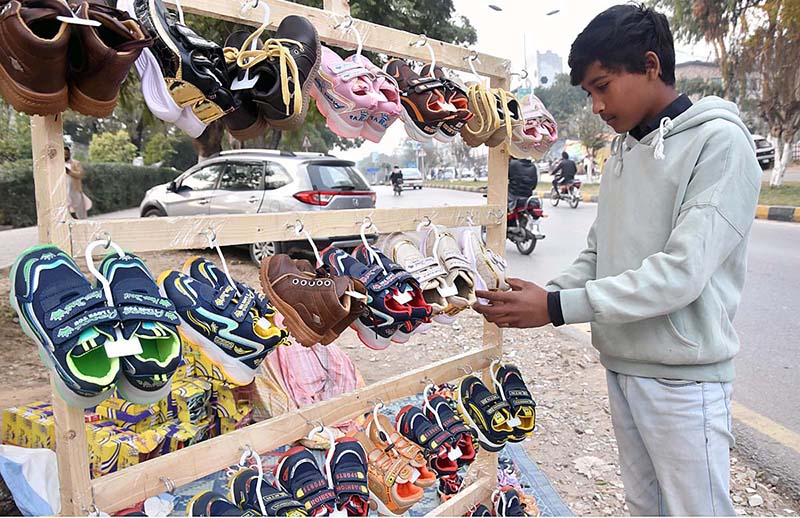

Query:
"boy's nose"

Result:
[[592, 98, 605, 115]]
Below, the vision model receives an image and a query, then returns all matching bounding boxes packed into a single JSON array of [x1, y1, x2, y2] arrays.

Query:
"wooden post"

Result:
[[31, 115, 93, 515]]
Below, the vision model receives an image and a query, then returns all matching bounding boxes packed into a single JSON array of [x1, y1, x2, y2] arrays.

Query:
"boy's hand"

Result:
[[474, 278, 551, 328]]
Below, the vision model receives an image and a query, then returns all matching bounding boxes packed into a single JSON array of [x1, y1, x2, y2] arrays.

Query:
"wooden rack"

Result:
[[31, 0, 512, 514]]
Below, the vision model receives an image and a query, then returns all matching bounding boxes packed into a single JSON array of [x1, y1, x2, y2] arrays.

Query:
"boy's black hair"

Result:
[[561, 151, 569, 159], [568, 4, 675, 87]]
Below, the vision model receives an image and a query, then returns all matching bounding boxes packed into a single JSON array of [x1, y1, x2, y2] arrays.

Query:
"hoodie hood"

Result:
[[610, 96, 756, 176]]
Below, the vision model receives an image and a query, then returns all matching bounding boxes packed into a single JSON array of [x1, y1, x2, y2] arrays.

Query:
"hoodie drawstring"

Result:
[[653, 117, 673, 160], [611, 133, 626, 176]]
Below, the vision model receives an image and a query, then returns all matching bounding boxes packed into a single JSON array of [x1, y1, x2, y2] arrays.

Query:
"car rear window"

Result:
[[401, 169, 422, 179], [307, 162, 370, 191]]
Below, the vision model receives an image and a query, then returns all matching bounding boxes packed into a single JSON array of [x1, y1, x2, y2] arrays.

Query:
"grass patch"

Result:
[[758, 182, 800, 207]]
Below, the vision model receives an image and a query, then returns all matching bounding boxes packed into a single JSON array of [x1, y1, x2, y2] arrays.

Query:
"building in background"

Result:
[[674, 60, 722, 82], [536, 51, 563, 87]]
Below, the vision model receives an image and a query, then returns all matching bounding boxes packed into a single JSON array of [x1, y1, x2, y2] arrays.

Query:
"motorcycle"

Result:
[[393, 179, 403, 196], [550, 179, 582, 209], [507, 193, 546, 254], [482, 193, 546, 255]]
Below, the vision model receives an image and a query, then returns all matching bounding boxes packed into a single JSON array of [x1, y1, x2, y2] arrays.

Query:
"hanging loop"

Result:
[[510, 69, 529, 80], [294, 219, 322, 267], [202, 228, 241, 296], [333, 14, 363, 56], [159, 476, 176, 495]]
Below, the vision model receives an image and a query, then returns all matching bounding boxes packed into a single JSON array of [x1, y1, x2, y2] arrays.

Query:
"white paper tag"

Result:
[[447, 445, 464, 461], [410, 467, 421, 484], [330, 508, 349, 518], [507, 416, 522, 428], [392, 291, 413, 305], [256, 317, 272, 329], [103, 336, 143, 358], [345, 290, 368, 301]]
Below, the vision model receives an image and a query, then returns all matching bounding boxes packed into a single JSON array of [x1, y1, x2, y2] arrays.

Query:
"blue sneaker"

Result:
[[275, 446, 337, 516], [229, 467, 308, 516], [321, 246, 403, 350], [97, 252, 182, 404], [9, 245, 120, 408], [157, 270, 287, 385]]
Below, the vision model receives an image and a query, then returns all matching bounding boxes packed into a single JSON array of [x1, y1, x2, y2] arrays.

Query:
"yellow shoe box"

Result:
[[163, 378, 212, 425], [94, 397, 162, 434]]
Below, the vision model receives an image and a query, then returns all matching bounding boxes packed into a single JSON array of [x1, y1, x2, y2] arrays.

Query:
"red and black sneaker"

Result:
[[419, 64, 473, 143], [325, 437, 370, 517], [275, 446, 337, 516], [437, 473, 463, 503], [425, 394, 476, 466], [396, 405, 459, 477]]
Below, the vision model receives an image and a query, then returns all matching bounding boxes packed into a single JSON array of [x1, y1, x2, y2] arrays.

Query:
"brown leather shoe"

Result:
[[67, 1, 151, 117], [259, 254, 362, 347], [0, 0, 71, 115]]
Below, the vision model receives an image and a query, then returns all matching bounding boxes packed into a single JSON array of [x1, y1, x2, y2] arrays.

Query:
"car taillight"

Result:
[[293, 190, 376, 206]]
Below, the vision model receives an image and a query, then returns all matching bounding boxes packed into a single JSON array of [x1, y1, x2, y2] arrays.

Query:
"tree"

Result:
[[0, 103, 31, 163], [675, 77, 725, 98], [573, 105, 609, 182], [740, 0, 800, 187], [143, 133, 176, 166], [89, 130, 137, 163], [652, 0, 762, 98]]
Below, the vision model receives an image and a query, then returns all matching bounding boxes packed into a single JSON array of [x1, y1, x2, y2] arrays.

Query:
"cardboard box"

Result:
[[156, 419, 212, 454], [88, 424, 164, 478], [165, 378, 212, 425], [94, 397, 162, 433]]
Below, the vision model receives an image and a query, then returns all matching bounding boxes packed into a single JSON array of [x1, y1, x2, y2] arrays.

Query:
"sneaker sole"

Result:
[[399, 107, 436, 143], [9, 245, 114, 408], [0, 62, 67, 116], [69, 85, 118, 118], [267, 24, 322, 132], [351, 319, 392, 350], [454, 378, 507, 453], [368, 489, 411, 517], [258, 257, 324, 347], [310, 83, 368, 139]]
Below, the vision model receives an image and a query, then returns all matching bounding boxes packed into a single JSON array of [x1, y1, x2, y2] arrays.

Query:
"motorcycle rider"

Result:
[[551, 151, 577, 191], [389, 165, 403, 187], [508, 157, 538, 210]]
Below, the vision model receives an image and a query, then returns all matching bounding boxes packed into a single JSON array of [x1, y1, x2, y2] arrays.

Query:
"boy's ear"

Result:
[[644, 51, 662, 80]]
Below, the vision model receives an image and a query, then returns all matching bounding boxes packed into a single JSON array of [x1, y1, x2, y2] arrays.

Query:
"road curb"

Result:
[[424, 184, 798, 221]]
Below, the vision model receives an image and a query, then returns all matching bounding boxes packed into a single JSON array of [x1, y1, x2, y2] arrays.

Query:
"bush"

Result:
[[0, 162, 177, 228], [143, 133, 176, 166], [89, 130, 137, 163]]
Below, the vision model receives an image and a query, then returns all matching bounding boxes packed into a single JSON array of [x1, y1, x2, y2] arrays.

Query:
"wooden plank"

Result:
[[31, 115, 71, 250], [168, 0, 510, 78], [68, 204, 503, 255], [425, 475, 493, 517], [92, 347, 495, 511], [322, 0, 350, 16], [31, 115, 94, 515]]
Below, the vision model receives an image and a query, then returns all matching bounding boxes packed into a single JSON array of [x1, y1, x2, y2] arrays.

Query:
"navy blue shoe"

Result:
[[325, 437, 369, 516], [494, 488, 527, 517], [322, 246, 412, 350], [275, 446, 337, 516], [10, 245, 120, 408], [157, 270, 288, 385], [229, 467, 308, 516], [98, 252, 181, 404], [396, 405, 459, 477]]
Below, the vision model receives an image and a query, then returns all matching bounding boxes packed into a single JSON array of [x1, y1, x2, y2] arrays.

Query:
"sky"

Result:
[[335, 0, 714, 164]]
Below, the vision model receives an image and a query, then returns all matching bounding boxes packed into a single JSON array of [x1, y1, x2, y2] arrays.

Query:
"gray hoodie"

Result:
[[546, 97, 762, 382]]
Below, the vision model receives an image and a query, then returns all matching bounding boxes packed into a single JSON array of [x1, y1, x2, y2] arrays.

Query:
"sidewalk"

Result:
[[0, 208, 139, 270]]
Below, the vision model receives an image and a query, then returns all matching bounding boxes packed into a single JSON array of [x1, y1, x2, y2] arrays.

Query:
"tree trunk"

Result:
[[192, 120, 224, 162], [770, 139, 792, 188]]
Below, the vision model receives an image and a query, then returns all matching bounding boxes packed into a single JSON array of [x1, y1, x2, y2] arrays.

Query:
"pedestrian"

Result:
[[583, 152, 595, 182], [474, 4, 761, 516], [64, 145, 91, 220]]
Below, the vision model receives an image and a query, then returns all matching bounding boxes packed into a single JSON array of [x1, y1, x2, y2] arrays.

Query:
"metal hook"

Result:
[[333, 14, 354, 30], [511, 69, 529, 80], [202, 227, 217, 245], [159, 476, 176, 494], [463, 49, 479, 62], [459, 364, 473, 375], [367, 398, 385, 409], [409, 34, 428, 47], [419, 376, 435, 386], [293, 219, 304, 234]]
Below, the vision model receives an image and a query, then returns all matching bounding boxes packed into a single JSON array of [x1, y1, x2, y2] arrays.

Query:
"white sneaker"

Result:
[[379, 232, 448, 317], [459, 229, 509, 302], [419, 226, 477, 322]]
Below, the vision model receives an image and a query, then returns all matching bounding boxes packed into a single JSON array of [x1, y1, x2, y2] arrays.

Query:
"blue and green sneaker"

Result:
[[97, 252, 182, 404], [157, 270, 288, 385], [9, 245, 120, 408]]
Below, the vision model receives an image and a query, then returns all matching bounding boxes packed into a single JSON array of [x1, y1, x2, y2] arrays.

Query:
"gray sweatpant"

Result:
[[606, 370, 736, 516]]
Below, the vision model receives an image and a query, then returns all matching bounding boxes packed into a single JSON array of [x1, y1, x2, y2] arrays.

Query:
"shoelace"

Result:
[[463, 83, 499, 138], [223, 25, 304, 117]]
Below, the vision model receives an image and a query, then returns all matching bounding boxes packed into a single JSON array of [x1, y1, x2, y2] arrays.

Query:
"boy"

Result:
[[474, 4, 761, 516]]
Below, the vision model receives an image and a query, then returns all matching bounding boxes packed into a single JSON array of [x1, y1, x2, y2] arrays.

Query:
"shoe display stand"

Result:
[[29, 0, 512, 515]]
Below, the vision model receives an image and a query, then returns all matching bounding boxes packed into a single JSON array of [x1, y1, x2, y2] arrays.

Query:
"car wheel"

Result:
[[249, 241, 283, 266], [142, 207, 165, 218]]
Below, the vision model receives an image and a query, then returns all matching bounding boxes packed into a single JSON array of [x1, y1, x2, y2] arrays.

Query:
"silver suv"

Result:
[[139, 149, 376, 263]]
